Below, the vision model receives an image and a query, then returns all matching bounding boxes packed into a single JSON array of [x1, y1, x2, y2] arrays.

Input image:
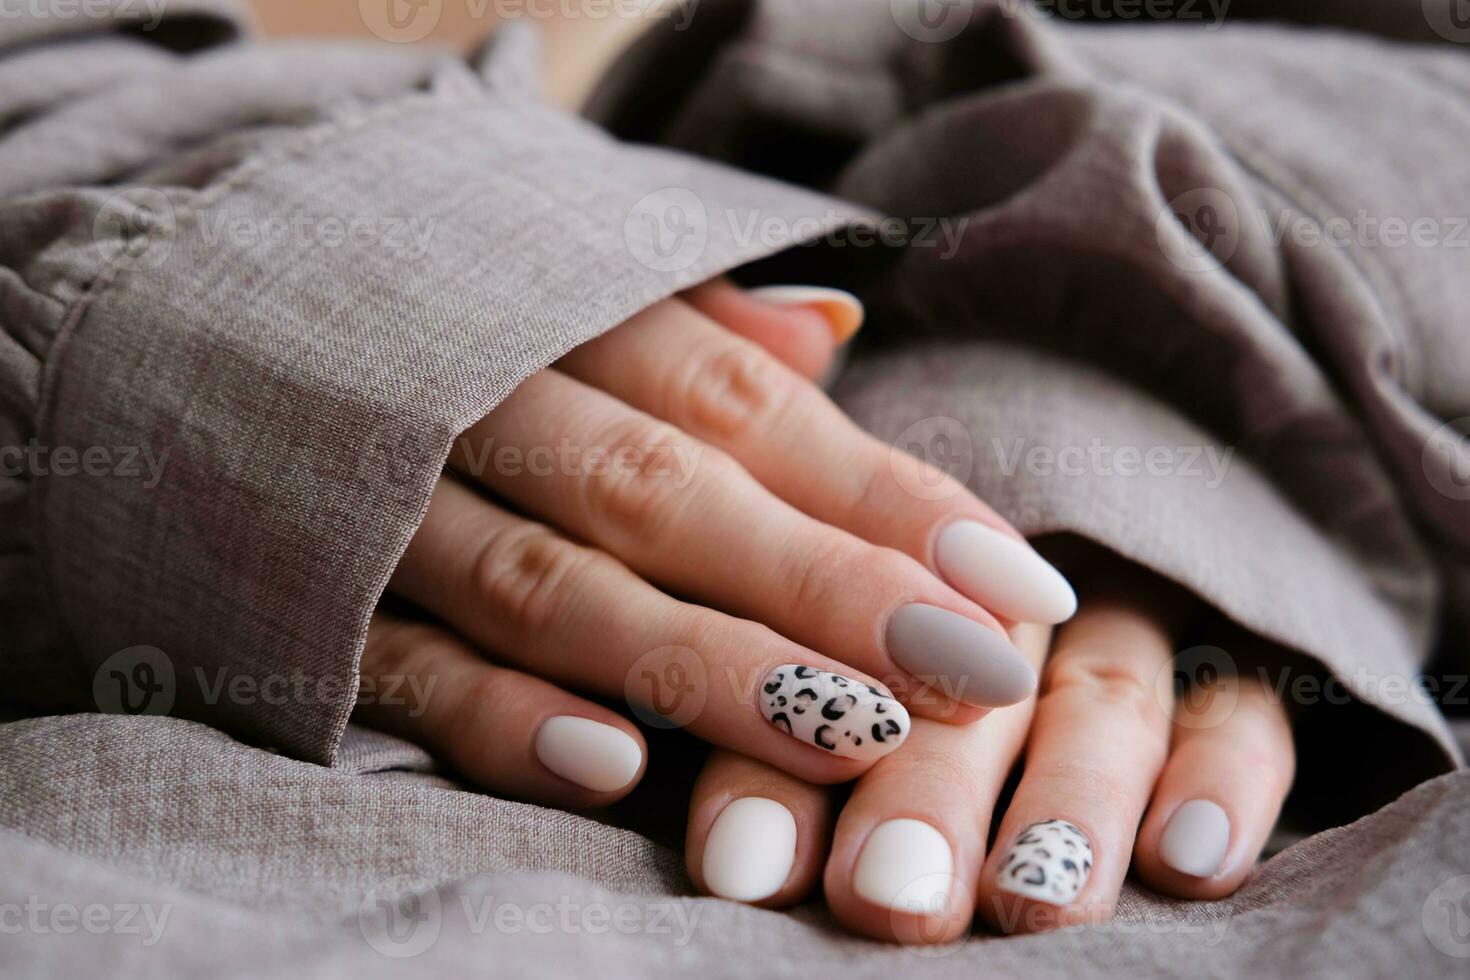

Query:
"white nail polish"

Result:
[[997, 819, 1093, 906], [703, 797, 798, 902], [534, 716, 642, 792], [1159, 799, 1231, 878], [747, 286, 865, 343], [935, 521, 1077, 625], [759, 665, 910, 761], [853, 819, 954, 914]]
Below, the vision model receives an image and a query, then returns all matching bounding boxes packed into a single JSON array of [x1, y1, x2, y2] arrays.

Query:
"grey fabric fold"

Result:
[[1, 0, 1468, 976]]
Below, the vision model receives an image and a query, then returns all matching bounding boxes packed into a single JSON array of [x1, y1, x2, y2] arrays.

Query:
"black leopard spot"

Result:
[[870, 718, 902, 742], [821, 695, 856, 720], [795, 688, 817, 701], [813, 725, 836, 750], [763, 676, 783, 694], [793, 666, 818, 679], [769, 712, 792, 734]]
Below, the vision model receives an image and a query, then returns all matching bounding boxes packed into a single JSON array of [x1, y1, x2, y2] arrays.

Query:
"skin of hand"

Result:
[[686, 551, 1296, 944], [676, 297, 1297, 941], [353, 278, 1078, 810]]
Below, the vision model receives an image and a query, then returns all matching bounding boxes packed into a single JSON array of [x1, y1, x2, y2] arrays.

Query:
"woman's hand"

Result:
[[352, 279, 1076, 810], [686, 556, 1296, 943]]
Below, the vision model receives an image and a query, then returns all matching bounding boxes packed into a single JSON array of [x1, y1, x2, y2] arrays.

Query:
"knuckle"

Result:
[[1043, 654, 1161, 718], [578, 414, 701, 539], [676, 340, 797, 442], [471, 522, 590, 635], [779, 535, 863, 615]]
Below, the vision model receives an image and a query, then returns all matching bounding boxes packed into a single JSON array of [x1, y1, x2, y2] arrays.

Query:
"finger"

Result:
[[1133, 670, 1294, 898], [453, 366, 1034, 716], [390, 478, 908, 783], [976, 597, 1175, 933], [681, 278, 861, 381], [685, 749, 835, 907], [555, 298, 1076, 627], [356, 611, 645, 808], [819, 622, 1052, 945]]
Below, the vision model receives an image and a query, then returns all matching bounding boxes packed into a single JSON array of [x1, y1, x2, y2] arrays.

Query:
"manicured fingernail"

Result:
[[997, 820, 1093, 906], [534, 716, 642, 792], [759, 665, 909, 760], [886, 603, 1036, 707], [747, 285, 865, 343], [853, 818, 953, 913], [935, 521, 1077, 625], [703, 797, 798, 902], [1158, 799, 1231, 878]]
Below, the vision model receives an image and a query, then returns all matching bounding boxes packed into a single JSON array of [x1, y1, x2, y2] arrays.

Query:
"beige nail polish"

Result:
[[1159, 799, 1231, 878]]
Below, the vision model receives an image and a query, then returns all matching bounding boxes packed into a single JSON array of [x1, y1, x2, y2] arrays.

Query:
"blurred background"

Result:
[[247, 0, 657, 107]]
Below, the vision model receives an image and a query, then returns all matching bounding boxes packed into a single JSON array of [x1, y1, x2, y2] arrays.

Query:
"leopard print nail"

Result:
[[758, 665, 910, 761], [997, 819, 1093, 906]]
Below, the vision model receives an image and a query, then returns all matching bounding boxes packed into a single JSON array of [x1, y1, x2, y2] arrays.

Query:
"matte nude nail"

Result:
[[758, 665, 909, 760], [703, 797, 798, 902], [1159, 799, 1231, 878], [534, 716, 642, 792], [853, 819, 954, 913], [997, 819, 1093, 906], [747, 285, 865, 343], [935, 520, 1077, 625], [886, 603, 1036, 707]]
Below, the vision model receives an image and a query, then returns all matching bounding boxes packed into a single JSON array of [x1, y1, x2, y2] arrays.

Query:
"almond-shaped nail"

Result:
[[1158, 799, 1231, 878], [759, 665, 908, 760], [935, 520, 1077, 625], [997, 819, 1093, 906], [748, 285, 864, 344], [703, 797, 798, 902], [886, 603, 1036, 707], [534, 716, 642, 792]]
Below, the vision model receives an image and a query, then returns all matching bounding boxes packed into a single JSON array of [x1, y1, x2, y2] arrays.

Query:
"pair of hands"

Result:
[[355, 279, 1295, 943]]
